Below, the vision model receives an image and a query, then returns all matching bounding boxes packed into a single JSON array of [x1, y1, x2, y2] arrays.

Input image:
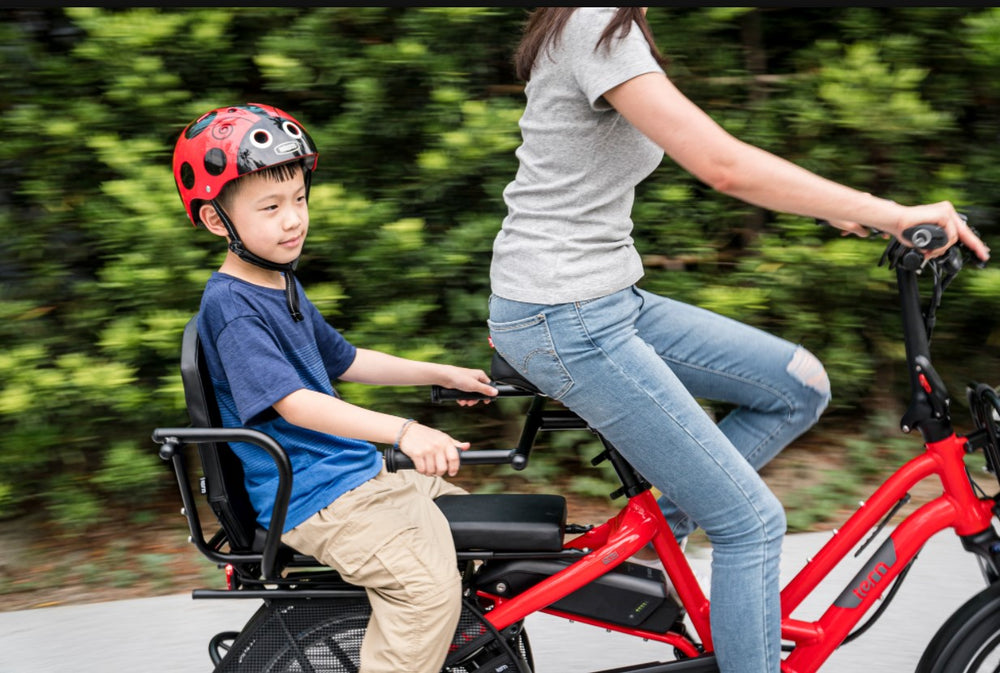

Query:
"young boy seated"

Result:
[[172, 103, 498, 673]]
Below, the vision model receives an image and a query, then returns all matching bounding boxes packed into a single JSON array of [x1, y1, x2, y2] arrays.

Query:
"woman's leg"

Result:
[[631, 287, 830, 538], [488, 288, 794, 672]]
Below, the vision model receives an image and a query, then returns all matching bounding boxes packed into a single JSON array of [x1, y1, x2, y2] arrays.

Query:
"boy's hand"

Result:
[[398, 422, 469, 477], [439, 366, 498, 407]]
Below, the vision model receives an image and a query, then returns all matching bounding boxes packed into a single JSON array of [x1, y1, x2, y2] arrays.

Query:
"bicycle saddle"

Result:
[[490, 351, 544, 395]]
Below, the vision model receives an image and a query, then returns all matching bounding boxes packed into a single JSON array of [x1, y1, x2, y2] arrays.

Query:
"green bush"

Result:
[[1, 8, 998, 530]]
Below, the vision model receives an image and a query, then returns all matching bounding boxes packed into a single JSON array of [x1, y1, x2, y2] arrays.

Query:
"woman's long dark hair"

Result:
[[513, 7, 668, 82]]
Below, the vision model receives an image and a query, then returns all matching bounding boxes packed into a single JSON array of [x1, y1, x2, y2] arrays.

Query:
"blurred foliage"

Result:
[[1, 7, 999, 531]]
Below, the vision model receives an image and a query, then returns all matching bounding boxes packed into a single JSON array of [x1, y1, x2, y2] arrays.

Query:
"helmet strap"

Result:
[[210, 199, 304, 322]]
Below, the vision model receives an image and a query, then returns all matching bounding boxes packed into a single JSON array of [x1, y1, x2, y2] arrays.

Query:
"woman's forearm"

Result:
[[605, 72, 906, 234]]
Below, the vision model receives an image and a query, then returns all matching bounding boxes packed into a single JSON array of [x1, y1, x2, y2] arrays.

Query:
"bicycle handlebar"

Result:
[[816, 219, 952, 253], [816, 218, 986, 278]]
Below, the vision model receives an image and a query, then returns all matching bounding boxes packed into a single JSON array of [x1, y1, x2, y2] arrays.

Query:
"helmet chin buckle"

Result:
[[221, 209, 304, 322]]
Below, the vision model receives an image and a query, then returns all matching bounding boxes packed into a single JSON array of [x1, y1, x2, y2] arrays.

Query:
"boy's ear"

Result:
[[199, 203, 230, 239]]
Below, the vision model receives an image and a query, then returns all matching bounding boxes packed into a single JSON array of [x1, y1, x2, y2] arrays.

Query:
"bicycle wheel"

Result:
[[916, 582, 1000, 673]]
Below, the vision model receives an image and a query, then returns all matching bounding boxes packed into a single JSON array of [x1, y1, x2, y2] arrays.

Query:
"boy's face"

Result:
[[221, 169, 309, 266]]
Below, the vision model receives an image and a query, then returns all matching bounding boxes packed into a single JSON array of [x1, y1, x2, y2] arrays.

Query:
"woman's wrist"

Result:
[[865, 192, 905, 237]]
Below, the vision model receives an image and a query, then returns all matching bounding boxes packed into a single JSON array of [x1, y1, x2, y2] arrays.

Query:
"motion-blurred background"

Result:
[[1, 6, 998, 608]]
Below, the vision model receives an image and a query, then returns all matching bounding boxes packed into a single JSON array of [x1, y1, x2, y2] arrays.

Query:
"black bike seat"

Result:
[[490, 351, 544, 395]]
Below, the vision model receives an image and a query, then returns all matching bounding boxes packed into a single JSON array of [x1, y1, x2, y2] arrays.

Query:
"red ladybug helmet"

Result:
[[172, 103, 318, 227]]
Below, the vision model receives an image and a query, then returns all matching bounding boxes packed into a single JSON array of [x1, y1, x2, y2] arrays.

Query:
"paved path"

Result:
[[0, 530, 987, 672]]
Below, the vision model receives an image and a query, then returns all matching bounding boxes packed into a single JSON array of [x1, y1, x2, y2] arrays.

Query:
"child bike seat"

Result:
[[171, 315, 568, 576]]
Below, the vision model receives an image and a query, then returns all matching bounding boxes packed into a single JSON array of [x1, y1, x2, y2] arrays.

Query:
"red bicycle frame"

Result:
[[473, 427, 994, 672], [482, 488, 711, 659], [779, 430, 994, 672]]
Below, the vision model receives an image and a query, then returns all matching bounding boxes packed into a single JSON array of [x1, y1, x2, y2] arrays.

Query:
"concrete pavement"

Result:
[[0, 529, 988, 672]]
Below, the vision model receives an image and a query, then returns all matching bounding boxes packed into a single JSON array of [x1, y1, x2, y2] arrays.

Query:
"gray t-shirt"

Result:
[[490, 7, 666, 304]]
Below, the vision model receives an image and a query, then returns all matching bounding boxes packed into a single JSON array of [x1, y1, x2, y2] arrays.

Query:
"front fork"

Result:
[[961, 516, 1000, 585]]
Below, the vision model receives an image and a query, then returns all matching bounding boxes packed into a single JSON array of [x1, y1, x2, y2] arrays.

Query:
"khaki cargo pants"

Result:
[[282, 466, 467, 673]]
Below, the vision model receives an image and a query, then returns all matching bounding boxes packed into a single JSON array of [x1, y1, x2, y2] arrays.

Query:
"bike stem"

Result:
[[896, 264, 953, 443]]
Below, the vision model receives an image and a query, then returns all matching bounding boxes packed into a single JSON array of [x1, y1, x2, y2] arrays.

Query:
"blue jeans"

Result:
[[487, 286, 830, 673]]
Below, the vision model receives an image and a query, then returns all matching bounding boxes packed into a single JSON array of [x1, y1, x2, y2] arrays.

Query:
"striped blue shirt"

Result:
[[197, 272, 382, 532]]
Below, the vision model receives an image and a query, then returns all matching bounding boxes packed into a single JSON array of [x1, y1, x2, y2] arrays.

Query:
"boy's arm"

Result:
[[272, 388, 469, 477], [340, 348, 498, 402]]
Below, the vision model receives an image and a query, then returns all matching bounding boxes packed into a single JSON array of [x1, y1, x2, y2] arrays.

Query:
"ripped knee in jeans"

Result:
[[786, 346, 831, 401]]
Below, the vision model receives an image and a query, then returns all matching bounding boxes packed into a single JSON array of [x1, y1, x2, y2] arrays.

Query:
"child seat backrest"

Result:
[[179, 315, 258, 551]]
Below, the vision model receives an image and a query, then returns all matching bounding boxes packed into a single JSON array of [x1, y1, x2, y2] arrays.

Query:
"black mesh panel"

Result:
[[215, 599, 369, 673], [213, 597, 533, 673]]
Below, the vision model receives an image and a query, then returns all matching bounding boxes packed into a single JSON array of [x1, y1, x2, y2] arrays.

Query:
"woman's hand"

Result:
[[894, 201, 990, 262]]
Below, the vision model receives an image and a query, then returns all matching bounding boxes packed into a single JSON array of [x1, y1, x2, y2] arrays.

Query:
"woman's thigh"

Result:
[[488, 289, 783, 539], [632, 287, 828, 407], [630, 288, 830, 472]]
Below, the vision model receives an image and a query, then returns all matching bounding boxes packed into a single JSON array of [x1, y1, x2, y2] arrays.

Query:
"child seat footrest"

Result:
[[436, 493, 566, 552]]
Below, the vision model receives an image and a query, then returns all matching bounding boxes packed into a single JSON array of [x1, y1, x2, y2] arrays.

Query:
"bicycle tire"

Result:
[[915, 581, 1000, 673]]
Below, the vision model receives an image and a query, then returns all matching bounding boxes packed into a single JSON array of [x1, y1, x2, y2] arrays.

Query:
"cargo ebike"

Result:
[[152, 222, 1000, 672]]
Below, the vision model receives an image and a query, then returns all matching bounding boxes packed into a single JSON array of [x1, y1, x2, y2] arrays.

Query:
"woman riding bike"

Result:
[[486, 8, 990, 673]]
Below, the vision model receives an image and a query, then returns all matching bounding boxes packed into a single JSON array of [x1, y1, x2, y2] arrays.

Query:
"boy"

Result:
[[172, 103, 498, 673]]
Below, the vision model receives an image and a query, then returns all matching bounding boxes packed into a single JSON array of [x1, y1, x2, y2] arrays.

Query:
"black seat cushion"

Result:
[[436, 493, 566, 552]]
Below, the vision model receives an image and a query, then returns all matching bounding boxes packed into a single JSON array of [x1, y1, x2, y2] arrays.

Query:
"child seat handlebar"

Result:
[[384, 446, 528, 472], [431, 383, 531, 403]]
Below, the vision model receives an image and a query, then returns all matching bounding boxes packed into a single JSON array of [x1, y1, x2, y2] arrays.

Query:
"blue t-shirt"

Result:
[[197, 272, 382, 533]]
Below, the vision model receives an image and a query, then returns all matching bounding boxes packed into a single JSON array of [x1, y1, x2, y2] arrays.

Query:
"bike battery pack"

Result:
[[474, 558, 683, 632]]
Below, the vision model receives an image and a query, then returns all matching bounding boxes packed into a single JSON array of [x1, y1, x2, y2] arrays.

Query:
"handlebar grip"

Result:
[[431, 383, 533, 403], [903, 224, 949, 252], [816, 218, 950, 253], [431, 385, 492, 404], [385, 447, 526, 472]]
